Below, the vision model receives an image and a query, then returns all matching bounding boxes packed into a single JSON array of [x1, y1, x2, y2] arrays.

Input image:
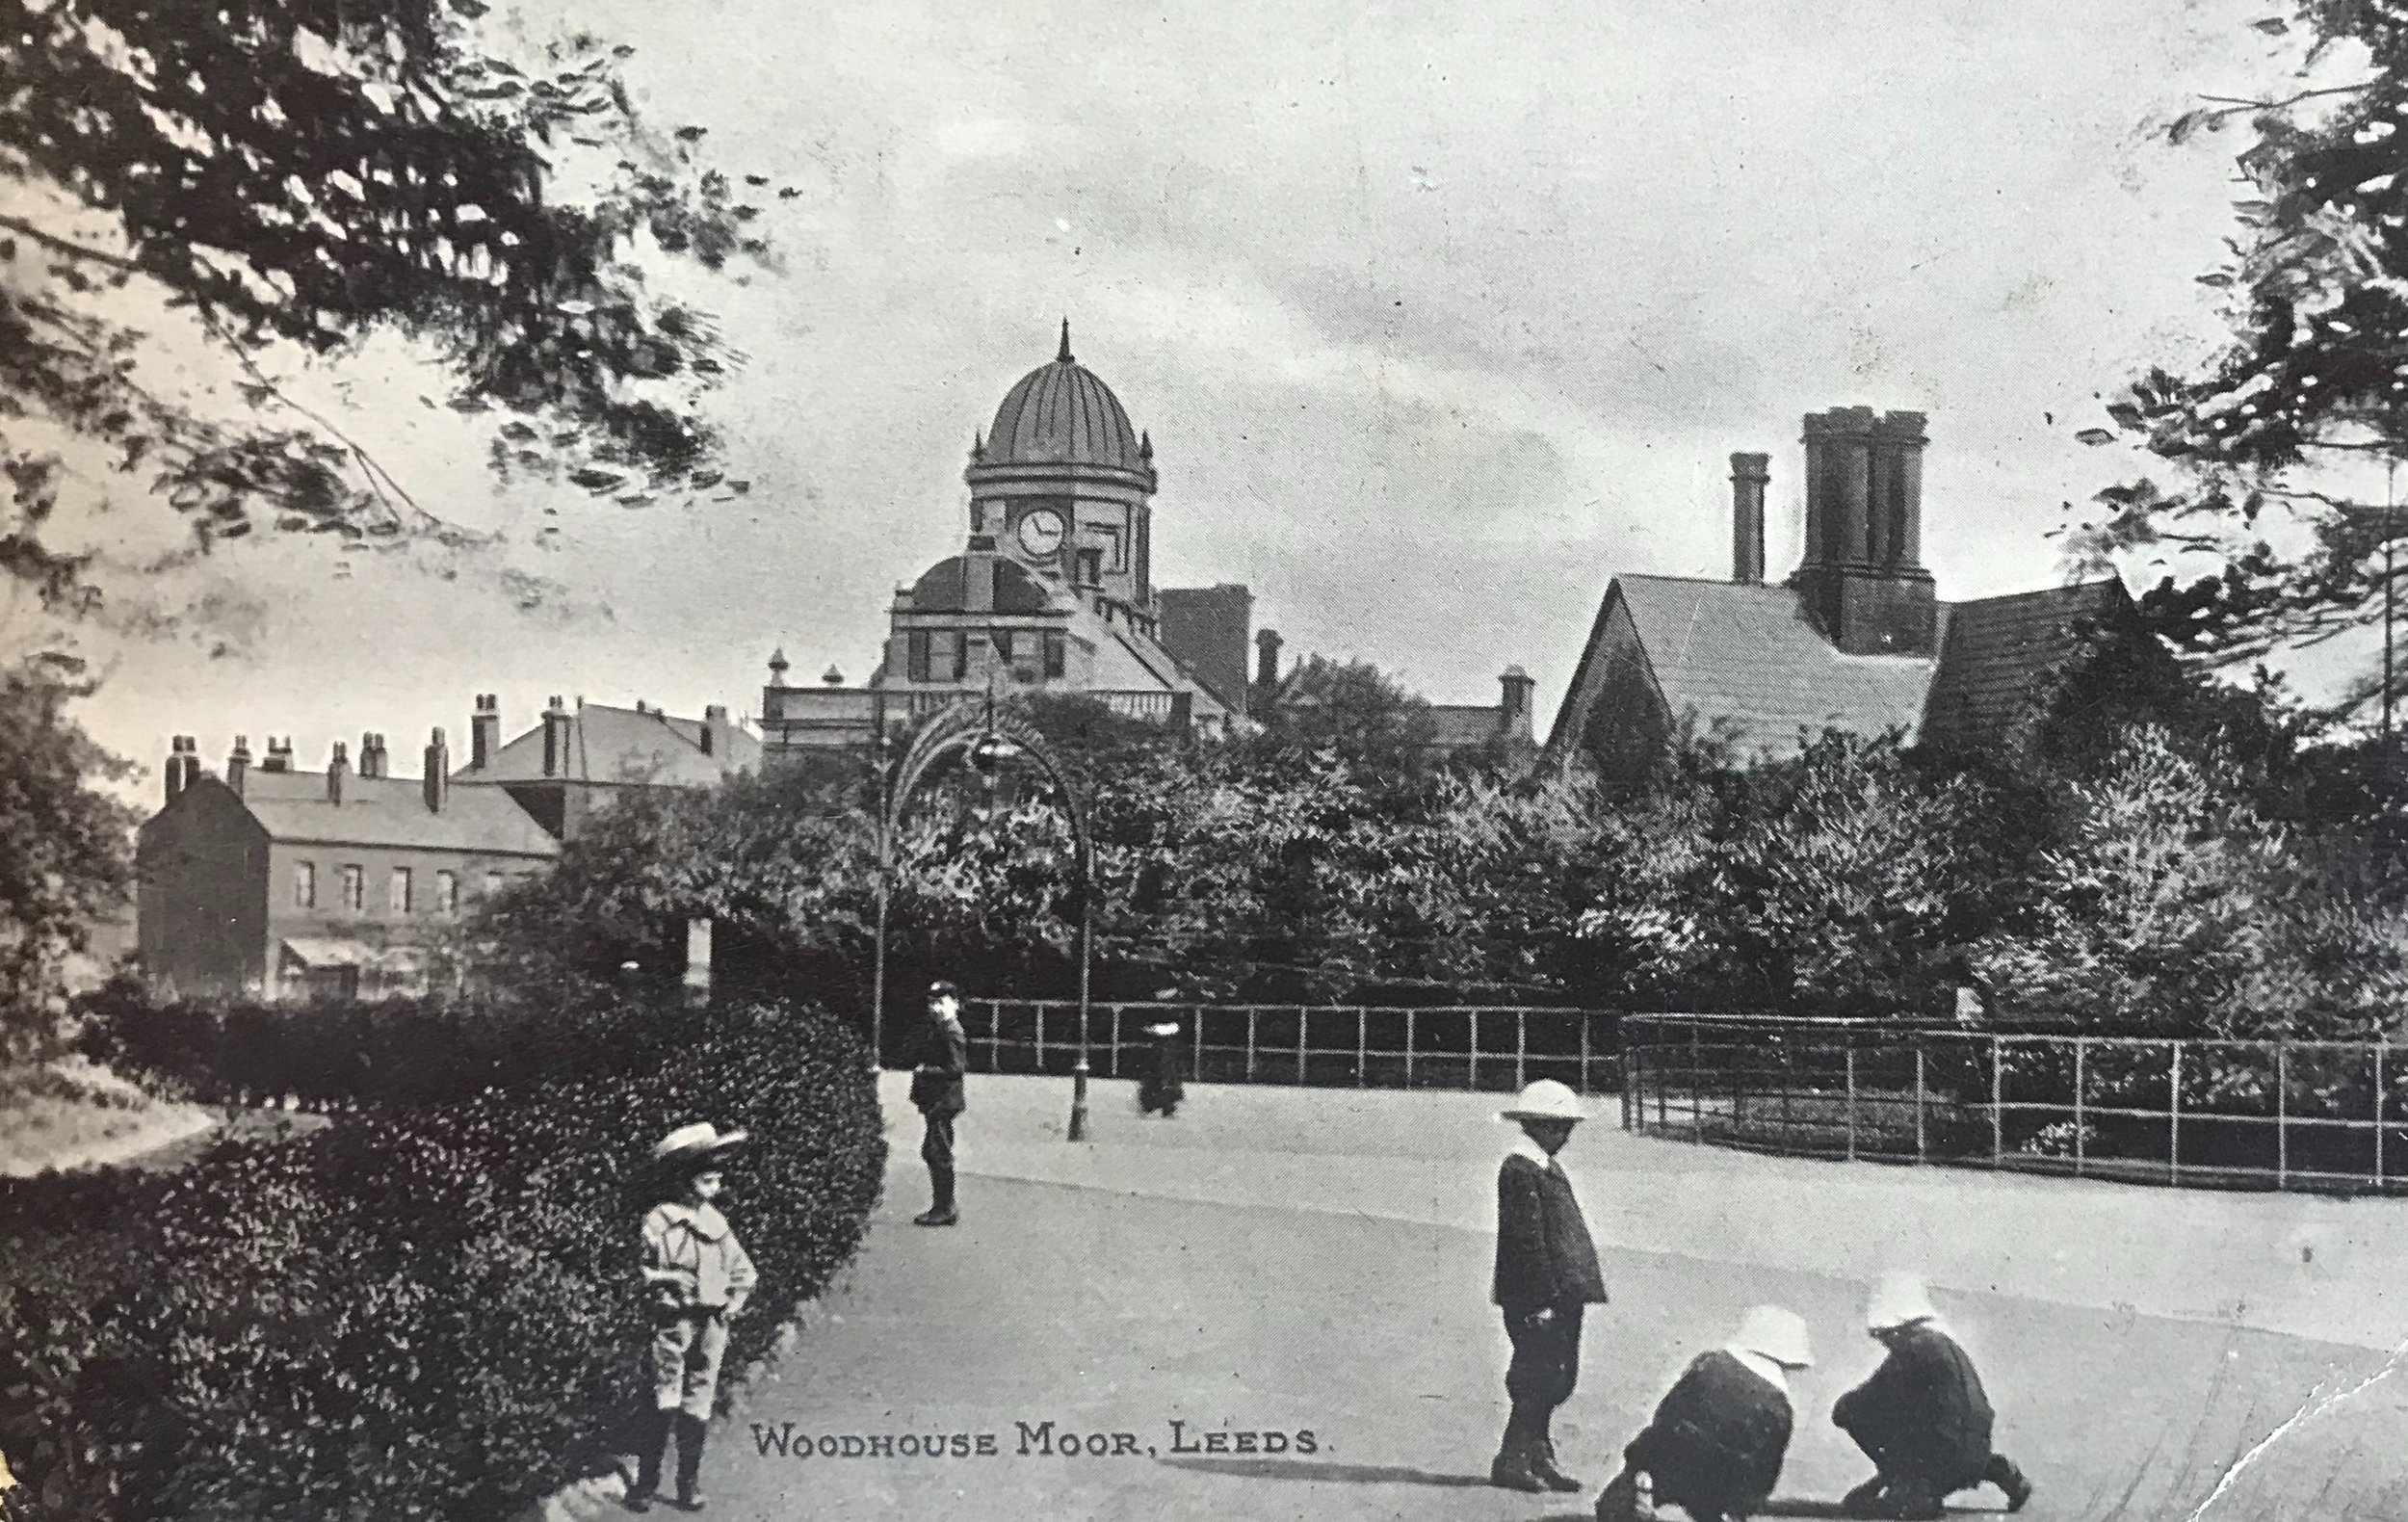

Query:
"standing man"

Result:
[[1833, 1273, 2032, 1519], [1490, 1079, 1609, 1493], [910, 980, 969, 1227]]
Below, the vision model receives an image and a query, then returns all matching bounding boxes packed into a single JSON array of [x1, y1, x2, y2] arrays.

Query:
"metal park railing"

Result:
[[961, 1000, 1625, 1096], [1623, 1012, 2408, 1195]]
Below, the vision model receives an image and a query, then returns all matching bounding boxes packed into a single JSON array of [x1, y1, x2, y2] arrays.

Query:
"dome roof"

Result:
[[978, 323, 1151, 476], [910, 555, 1054, 615]]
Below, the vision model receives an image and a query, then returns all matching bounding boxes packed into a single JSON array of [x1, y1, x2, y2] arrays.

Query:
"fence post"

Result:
[[1296, 1005, 1308, 1086], [2168, 1041, 2184, 1186], [1404, 1009, 1416, 1090], [2073, 1036, 2087, 1179], [1689, 1017, 1703, 1141], [1246, 1006, 1259, 1084], [1990, 1035, 2003, 1168], [1356, 1007, 1368, 1089], [1734, 1028, 1747, 1141], [1469, 1010, 1481, 1092], [1581, 1014, 1594, 1099], [1109, 1005, 1122, 1080], [1845, 1038, 1858, 1163], [2277, 1040, 2290, 1190], [2376, 1039, 2388, 1190], [1516, 1008, 1528, 1092], [1035, 1005, 1046, 1072], [1914, 1041, 1927, 1165]]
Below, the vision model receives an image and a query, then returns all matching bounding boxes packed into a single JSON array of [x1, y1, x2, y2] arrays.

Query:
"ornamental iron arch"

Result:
[[869, 691, 1096, 1130]]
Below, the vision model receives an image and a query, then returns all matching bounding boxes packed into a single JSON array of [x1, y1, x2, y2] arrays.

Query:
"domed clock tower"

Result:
[[965, 320, 1159, 617]]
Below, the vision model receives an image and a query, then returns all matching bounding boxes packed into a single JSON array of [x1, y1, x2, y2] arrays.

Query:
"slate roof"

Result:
[[1426, 705, 1508, 751], [1920, 580, 2130, 755], [1614, 575, 1935, 757], [457, 703, 759, 788], [234, 771, 560, 857]]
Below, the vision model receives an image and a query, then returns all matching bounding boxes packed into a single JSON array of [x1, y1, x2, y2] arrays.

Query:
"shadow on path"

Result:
[[1157, 1456, 1494, 1488]]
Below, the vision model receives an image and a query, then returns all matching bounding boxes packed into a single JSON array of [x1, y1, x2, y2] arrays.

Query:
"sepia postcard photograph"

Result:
[[5, 0, 2408, 1518]]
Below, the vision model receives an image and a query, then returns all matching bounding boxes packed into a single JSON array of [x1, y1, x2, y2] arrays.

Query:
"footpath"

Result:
[[564, 1074, 2408, 1522]]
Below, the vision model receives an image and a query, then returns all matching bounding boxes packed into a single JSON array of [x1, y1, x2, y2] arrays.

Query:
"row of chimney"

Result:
[[164, 730, 452, 813], [1724, 407, 1930, 588]]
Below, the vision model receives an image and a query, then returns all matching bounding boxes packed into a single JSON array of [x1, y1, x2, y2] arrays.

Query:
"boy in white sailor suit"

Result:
[[1490, 1079, 1610, 1493]]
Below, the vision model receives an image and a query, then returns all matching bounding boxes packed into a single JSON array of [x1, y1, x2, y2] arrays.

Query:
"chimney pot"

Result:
[[470, 694, 500, 771], [1730, 452, 1770, 585], [327, 741, 349, 804], [541, 695, 571, 778], [226, 734, 252, 796], [424, 726, 451, 813], [165, 736, 194, 804], [1254, 628, 1284, 690]]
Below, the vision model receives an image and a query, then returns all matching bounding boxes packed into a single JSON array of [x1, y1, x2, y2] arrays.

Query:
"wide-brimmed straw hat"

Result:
[[650, 1121, 749, 1171], [1865, 1272, 1939, 1332], [1730, 1304, 1815, 1369], [1499, 1079, 1587, 1124]]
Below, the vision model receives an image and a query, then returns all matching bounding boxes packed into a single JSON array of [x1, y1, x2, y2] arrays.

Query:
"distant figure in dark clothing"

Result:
[[1596, 1305, 1813, 1522], [1490, 1079, 1610, 1493], [909, 981, 968, 1226], [1834, 1274, 2032, 1520], [1137, 1019, 1184, 1116]]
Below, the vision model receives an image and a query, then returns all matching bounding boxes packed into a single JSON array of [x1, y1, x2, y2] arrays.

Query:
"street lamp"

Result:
[[867, 697, 1097, 1139]]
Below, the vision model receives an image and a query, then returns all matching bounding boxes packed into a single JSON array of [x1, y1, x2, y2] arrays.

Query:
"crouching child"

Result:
[[1833, 1273, 2031, 1520], [1596, 1305, 1813, 1522]]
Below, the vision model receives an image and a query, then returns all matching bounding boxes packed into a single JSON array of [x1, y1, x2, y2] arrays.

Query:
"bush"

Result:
[[0, 995, 884, 1521]]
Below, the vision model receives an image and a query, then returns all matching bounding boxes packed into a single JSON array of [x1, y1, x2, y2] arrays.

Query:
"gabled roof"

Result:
[[1921, 580, 2133, 755], [457, 703, 759, 788], [1612, 575, 1935, 757], [230, 772, 560, 857], [1426, 704, 1508, 751]]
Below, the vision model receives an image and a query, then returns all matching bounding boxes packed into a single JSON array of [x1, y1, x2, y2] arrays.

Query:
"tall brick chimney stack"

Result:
[[262, 737, 293, 774], [1730, 452, 1769, 585], [1792, 407, 1936, 656], [702, 703, 732, 760], [1499, 667, 1535, 740], [540, 696, 571, 778], [226, 735, 252, 796], [470, 694, 500, 771], [1255, 629, 1283, 691], [327, 741, 350, 804], [423, 727, 450, 813]]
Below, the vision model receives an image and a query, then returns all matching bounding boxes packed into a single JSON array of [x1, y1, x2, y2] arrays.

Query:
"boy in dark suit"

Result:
[[911, 980, 969, 1226], [1596, 1304, 1814, 1522], [1491, 1079, 1610, 1492], [1834, 1274, 2032, 1520]]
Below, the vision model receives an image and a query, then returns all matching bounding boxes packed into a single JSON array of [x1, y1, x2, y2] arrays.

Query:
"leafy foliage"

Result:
[[0, 0, 778, 594], [8, 992, 883, 1521], [2078, 3, 2408, 709], [0, 659, 136, 1054]]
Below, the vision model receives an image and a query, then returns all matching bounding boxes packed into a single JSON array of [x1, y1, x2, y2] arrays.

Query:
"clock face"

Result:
[[1015, 507, 1067, 558]]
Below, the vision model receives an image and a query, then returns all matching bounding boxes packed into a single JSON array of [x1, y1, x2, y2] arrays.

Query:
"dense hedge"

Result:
[[0, 995, 884, 1521]]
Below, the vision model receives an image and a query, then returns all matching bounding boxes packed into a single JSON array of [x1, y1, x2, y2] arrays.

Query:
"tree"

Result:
[[2078, 3, 2408, 717], [1254, 653, 1438, 769], [0, 656, 138, 1053], [1, 0, 776, 608]]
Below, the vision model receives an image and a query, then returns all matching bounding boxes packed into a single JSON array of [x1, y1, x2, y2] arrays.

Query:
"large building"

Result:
[[761, 325, 1528, 761], [139, 693, 758, 999], [138, 731, 560, 1000], [1547, 407, 2163, 776]]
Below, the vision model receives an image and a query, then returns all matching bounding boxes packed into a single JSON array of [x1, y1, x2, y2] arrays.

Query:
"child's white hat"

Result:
[[1865, 1273, 1939, 1331], [651, 1121, 750, 1168], [1500, 1079, 1587, 1123], [1730, 1304, 1815, 1369]]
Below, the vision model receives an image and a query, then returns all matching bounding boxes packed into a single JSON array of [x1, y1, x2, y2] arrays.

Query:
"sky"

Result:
[[17, 0, 2348, 788]]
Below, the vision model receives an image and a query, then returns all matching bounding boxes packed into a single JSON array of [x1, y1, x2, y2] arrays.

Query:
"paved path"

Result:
[[578, 1076, 2408, 1522]]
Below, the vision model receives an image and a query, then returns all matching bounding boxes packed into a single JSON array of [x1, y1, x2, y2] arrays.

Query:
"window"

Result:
[[484, 871, 506, 901], [434, 871, 458, 915], [1076, 547, 1103, 586], [991, 629, 1015, 666], [1043, 631, 1066, 679], [950, 631, 970, 680], [293, 861, 317, 909], [906, 630, 931, 682], [340, 864, 365, 912], [389, 867, 413, 914], [1095, 523, 1125, 571]]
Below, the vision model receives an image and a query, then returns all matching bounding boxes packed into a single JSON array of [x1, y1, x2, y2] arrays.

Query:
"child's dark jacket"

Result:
[[1832, 1322, 1995, 1483], [1491, 1145, 1608, 1309]]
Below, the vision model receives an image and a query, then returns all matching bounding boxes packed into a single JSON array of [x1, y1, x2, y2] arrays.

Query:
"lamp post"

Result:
[[867, 696, 1097, 1137]]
